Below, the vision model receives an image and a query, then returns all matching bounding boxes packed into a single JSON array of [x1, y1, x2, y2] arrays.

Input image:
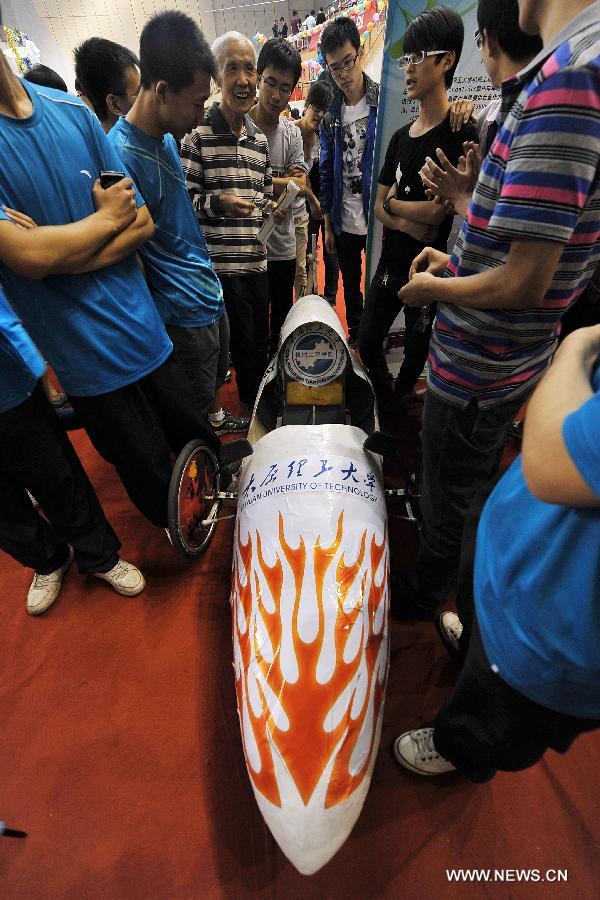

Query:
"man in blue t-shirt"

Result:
[[394, 323, 600, 780], [109, 10, 248, 436], [0, 288, 145, 614], [0, 18, 218, 529]]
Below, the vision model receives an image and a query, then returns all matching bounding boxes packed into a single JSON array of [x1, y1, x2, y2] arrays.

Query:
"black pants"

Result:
[[69, 354, 219, 529], [166, 315, 229, 420], [221, 272, 269, 409], [360, 260, 434, 401], [308, 217, 339, 303], [411, 389, 525, 614], [335, 231, 366, 340], [0, 385, 120, 574], [267, 258, 296, 355], [434, 619, 599, 783], [453, 474, 504, 652]]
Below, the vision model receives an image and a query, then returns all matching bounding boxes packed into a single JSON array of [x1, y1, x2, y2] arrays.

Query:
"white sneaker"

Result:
[[393, 728, 456, 776], [93, 559, 145, 597], [27, 547, 74, 616], [438, 611, 463, 654]]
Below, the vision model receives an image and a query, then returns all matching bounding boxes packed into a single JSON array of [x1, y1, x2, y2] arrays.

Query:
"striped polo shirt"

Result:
[[429, 3, 600, 409], [180, 103, 273, 277]]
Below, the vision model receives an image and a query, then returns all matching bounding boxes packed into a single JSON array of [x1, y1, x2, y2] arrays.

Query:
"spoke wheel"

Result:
[[167, 440, 220, 558]]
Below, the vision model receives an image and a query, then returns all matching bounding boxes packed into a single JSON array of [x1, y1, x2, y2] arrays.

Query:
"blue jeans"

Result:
[[413, 389, 526, 613]]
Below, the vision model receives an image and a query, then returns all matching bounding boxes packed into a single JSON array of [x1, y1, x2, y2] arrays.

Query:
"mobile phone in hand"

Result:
[[100, 170, 126, 189]]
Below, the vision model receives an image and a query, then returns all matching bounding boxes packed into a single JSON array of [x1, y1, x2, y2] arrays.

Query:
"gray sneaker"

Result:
[[94, 559, 146, 597], [394, 728, 456, 776], [27, 547, 74, 616], [436, 610, 463, 656]]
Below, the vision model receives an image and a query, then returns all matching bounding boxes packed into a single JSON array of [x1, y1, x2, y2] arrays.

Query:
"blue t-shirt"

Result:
[[475, 363, 600, 718], [109, 118, 224, 328], [0, 287, 45, 414], [0, 81, 172, 396]]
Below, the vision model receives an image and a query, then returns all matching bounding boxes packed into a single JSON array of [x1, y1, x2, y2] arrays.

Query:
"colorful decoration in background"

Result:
[[2, 26, 40, 74], [287, 0, 387, 53], [365, 0, 495, 283], [252, 32, 268, 48]]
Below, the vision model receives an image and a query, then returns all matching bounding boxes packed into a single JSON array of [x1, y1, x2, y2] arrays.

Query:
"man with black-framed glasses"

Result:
[[319, 16, 379, 347], [74, 37, 140, 134], [250, 38, 309, 354]]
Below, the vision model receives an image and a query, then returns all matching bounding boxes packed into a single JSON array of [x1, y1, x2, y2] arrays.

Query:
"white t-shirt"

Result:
[[341, 95, 368, 235], [262, 118, 308, 260]]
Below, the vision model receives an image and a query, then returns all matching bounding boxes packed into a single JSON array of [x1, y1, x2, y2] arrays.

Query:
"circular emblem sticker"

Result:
[[283, 324, 347, 387]]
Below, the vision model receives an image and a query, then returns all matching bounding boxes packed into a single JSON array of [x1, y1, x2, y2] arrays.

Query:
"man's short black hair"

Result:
[[140, 10, 215, 91], [306, 78, 333, 111], [477, 0, 543, 63], [404, 5, 464, 88], [74, 37, 139, 120], [257, 38, 302, 86], [24, 64, 67, 92], [321, 16, 361, 59]]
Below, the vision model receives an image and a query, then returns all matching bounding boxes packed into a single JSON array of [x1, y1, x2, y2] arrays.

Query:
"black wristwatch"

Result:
[[383, 197, 392, 215]]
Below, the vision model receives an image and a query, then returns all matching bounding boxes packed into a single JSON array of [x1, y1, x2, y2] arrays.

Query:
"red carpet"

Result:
[[1, 282, 598, 898]]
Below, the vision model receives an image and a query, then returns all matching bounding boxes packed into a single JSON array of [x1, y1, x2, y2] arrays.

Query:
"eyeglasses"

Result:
[[397, 50, 450, 70], [474, 29, 484, 50], [327, 53, 360, 79], [258, 74, 293, 97]]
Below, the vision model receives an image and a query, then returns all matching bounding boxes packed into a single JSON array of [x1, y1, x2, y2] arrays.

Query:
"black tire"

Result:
[[167, 440, 220, 558]]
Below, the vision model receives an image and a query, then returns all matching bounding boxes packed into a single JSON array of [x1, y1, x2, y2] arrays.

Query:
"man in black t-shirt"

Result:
[[359, 7, 478, 415]]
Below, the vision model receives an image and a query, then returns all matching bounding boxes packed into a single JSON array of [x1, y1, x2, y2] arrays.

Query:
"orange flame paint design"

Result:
[[232, 511, 388, 809]]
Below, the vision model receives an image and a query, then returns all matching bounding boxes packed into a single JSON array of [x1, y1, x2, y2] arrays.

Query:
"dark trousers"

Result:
[[221, 272, 269, 409], [267, 258, 296, 355], [434, 619, 599, 783], [70, 354, 219, 529], [0, 384, 120, 574], [308, 217, 339, 303], [359, 260, 434, 401], [413, 389, 525, 613], [454, 474, 504, 652], [166, 314, 230, 420], [335, 231, 366, 339]]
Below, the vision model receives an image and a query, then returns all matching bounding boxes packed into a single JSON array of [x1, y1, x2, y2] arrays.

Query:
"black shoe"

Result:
[[389, 574, 439, 622]]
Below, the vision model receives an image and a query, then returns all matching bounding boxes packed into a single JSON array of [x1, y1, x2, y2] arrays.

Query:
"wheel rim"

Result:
[[176, 446, 219, 554]]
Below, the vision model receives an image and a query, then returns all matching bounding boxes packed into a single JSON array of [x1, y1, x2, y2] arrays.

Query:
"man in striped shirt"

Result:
[[394, 0, 600, 622], [181, 32, 272, 412]]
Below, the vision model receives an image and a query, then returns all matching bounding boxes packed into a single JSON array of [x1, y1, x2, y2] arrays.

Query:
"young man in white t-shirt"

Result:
[[319, 17, 379, 346], [250, 38, 308, 354]]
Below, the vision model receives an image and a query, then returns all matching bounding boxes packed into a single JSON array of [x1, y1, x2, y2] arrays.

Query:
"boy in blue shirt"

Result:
[[0, 288, 144, 614], [394, 322, 600, 780], [0, 6, 218, 530], [109, 11, 247, 436]]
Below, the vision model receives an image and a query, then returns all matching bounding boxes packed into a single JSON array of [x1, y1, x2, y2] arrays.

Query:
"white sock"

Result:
[[209, 409, 225, 424]]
